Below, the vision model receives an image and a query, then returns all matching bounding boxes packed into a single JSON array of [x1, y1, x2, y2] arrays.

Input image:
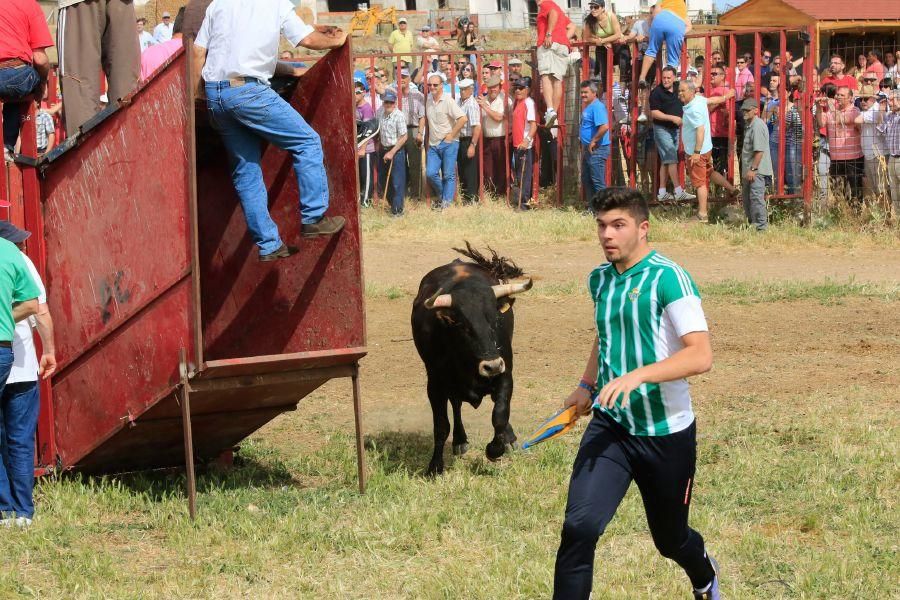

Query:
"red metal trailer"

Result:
[[1, 43, 367, 511]]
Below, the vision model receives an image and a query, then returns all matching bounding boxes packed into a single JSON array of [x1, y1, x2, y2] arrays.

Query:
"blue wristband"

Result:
[[578, 380, 596, 394]]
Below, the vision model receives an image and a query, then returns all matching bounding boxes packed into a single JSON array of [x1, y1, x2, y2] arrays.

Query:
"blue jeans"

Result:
[[426, 140, 459, 205], [646, 9, 686, 69], [0, 66, 41, 149], [205, 80, 329, 255], [785, 140, 800, 194], [653, 125, 679, 165], [581, 144, 610, 195], [377, 148, 407, 214], [0, 349, 39, 519]]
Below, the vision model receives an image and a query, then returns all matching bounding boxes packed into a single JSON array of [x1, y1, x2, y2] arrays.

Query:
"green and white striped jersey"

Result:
[[588, 250, 708, 436]]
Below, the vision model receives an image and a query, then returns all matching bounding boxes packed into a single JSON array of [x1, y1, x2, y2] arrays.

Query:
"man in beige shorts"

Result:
[[535, 0, 572, 128]]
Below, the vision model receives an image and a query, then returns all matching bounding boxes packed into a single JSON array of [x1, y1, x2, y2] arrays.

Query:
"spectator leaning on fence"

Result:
[[707, 65, 730, 176], [638, 0, 691, 89], [375, 90, 408, 217], [579, 80, 610, 196], [423, 72, 467, 208], [817, 86, 863, 205], [535, 0, 572, 129], [740, 97, 773, 231], [477, 75, 507, 196], [878, 89, 900, 219], [140, 7, 185, 82], [854, 85, 887, 200], [456, 78, 482, 203], [583, 1, 623, 82], [679, 80, 738, 223], [649, 67, 695, 203], [511, 77, 537, 208]]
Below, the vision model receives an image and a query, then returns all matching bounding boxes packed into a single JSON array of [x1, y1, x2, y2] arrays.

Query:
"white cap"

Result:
[[162, 11, 171, 17], [398, 17, 407, 24], [427, 71, 447, 83], [458, 78, 475, 89]]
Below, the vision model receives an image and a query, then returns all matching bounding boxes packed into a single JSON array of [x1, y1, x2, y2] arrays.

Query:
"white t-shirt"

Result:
[[139, 31, 156, 52], [195, 0, 314, 84], [154, 22, 174, 43], [860, 104, 886, 159], [8, 255, 46, 385]]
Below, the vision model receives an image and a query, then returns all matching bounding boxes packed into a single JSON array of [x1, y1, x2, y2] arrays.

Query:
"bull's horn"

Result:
[[424, 288, 452, 309], [492, 278, 533, 298]]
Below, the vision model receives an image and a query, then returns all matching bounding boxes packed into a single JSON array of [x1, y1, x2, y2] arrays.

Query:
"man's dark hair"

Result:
[[590, 187, 650, 223], [820, 82, 837, 98], [869, 49, 882, 62], [173, 7, 185, 35], [661, 66, 677, 76]]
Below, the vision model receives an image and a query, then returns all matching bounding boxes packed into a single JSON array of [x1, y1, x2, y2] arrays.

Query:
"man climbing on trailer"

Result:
[[192, 0, 348, 262]]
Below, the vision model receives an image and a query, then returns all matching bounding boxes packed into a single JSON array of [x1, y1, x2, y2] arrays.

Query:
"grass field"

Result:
[[2, 207, 898, 599]]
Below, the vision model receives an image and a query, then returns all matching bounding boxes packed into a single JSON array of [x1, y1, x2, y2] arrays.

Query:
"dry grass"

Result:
[[361, 197, 900, 250]]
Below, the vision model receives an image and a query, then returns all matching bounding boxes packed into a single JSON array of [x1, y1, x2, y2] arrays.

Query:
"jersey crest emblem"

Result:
[[628, 287, 641, 302]]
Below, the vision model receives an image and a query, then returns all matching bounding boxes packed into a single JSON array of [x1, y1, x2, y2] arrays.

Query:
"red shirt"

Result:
[[536, 0, 571, 49], [512, 97, 536, 147], [708, 85, 730, 138], [820, 74, 858, 91], [0, 0, 54, 63]]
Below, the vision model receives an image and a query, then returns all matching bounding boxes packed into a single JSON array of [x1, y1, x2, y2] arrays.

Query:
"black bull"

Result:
[[411, 258, 532, 475]]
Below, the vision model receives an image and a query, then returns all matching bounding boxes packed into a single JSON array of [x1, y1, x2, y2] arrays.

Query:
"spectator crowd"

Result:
[[352, 0, 900, 227]]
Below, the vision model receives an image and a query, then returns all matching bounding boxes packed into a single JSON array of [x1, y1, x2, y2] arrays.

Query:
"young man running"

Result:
[[553, 187, 720, 600]]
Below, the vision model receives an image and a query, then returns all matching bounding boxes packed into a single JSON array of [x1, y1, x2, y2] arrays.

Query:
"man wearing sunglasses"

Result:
[[423, 72, 467, 208], [821, 55, 858, 92]]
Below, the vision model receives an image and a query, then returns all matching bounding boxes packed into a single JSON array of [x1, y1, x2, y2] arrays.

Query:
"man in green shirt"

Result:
[[553, 188, 720, 600], [0, 237, 40, 349]]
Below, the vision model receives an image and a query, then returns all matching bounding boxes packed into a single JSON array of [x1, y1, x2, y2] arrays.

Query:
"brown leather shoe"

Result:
[[301, 216, 345, 238], [259, 243, 299, 262]]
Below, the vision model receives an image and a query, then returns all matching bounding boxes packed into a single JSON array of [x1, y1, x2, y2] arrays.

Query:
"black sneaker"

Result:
[[693, 556, 721, 600], [259, 243, 299, 262], [356, 119, 380, 149], [301, 215, 346, 238], [638, 79, 648, 90]]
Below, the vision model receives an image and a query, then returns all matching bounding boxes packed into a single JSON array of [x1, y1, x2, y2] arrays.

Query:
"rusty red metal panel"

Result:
[[197, 42, 366, 361], [41, 62, 191, 371], [52, 281, 192, 466]]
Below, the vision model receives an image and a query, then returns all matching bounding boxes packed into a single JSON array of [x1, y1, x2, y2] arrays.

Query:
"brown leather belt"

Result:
[[0, 341, 11, 348], [0, 58, 27, 69]]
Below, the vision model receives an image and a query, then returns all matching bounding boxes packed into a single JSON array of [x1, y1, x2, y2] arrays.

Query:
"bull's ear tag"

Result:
[[499, 301, 511, 313]]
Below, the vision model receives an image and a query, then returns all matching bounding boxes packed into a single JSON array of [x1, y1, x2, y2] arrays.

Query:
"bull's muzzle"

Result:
[[478, 357, 506, 378]]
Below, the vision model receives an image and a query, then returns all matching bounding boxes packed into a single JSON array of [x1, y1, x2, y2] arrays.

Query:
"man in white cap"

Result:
[[154, 11, 174, 43], [456, 78, 482, 202], [388, 17, 414, 69], [417, 24, 440, 72]]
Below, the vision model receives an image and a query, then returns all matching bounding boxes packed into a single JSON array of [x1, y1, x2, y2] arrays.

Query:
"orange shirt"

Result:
[[658, 0, 688, 20]]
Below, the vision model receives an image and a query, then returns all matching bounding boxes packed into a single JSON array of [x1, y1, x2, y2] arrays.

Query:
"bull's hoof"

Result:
[[425, 461, 445, 477], [485, 439, 506, 462], [452, 442, 469, 456]]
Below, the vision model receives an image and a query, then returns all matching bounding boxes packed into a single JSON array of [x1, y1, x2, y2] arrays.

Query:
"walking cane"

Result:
[[384, 154, 395, 212], [516, 148, 528, 210]]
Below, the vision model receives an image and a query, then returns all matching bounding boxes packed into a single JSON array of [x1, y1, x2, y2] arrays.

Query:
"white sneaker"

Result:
[[675, 189, 697, 201], [657, 192, 675, 202], [0, 517, 14, 527], [14, 517, 33, 527], [544, 109, 558, 128], [637, 113, 648, 123]]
